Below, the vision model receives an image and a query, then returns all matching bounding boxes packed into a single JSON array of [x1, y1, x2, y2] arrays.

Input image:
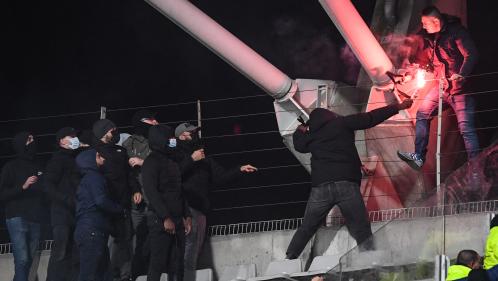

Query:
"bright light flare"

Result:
[[416, 69, 426, 88]]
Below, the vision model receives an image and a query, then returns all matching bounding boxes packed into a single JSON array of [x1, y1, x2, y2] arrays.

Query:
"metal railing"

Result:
[[1, 200, 496, 254], [208, 200, 498, 236]]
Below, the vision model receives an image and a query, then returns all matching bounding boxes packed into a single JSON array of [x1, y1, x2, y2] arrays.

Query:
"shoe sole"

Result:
[[397, 151, 422, 171]]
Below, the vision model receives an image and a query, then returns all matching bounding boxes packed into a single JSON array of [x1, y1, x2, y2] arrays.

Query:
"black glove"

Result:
[[297, 116, 308, 126]]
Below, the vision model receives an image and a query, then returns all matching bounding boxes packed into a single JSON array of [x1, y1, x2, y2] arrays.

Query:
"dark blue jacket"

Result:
[[75, 149, 123, 233]]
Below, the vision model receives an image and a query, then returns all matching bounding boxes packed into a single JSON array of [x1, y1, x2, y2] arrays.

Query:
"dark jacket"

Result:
[[0, 132, 44, 222], [44, 148, 81, 226], [142, 125, 190, 220], [293, 105, 399, 186], [75, 149, 123, 234], [96, 143, 140, 209], [122, 134, 151, 194], [415, 15, 478, 85], [176, 140, 241, 214]]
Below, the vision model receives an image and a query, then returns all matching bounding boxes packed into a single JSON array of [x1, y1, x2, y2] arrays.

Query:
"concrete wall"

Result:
[[0, 213, 491, 280]]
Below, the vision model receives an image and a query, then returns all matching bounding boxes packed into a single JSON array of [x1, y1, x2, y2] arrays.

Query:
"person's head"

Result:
[[456, 250, 481, 269], [148, 124, 177, 153], [132, 110, 159, 137], [12, 131, 36, 157], [421, 6, 444, 34], [175, 123, 199, 141], [92, 119, 118, 144], [308, 108, 340, 133], [95, 145, 115, 168], [56, 127, 79, 150]]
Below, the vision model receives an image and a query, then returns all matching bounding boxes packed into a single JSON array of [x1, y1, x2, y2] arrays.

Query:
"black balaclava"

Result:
[[308, 108, 340, 133], [132, 110, 156, 137], [12, 131, 36, 159], [110, 128, 120, 145], [148, 125, 176, 155]]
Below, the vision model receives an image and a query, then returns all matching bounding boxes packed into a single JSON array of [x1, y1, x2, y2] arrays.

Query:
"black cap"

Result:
[[95, 144, 115, 160], [92, 119, 116, 140], [132, 110, 156, 127], [55, 127, 77, 143]]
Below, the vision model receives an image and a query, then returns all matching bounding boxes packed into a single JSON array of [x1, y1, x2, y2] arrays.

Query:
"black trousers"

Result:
[[286, 181, 373, 259], [110, 213, 133, 281], [46, 224, 79, 281], [147, 214, 185, 281]]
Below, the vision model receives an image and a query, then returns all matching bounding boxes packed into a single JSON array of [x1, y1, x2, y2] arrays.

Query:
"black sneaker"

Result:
[[397, 151, 424, 170]]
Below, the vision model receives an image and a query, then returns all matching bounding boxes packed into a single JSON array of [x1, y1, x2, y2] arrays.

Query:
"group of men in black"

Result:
[[0, 109, 257, 281], [1, 4, 483, 281]]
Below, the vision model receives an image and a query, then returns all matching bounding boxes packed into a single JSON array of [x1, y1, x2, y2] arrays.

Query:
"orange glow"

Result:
[[416, 69, 426, 88]]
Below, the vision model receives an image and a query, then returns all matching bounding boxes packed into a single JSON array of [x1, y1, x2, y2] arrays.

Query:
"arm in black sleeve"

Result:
[[455, 27, 479, 77], [44, 158, 73, 208], [142, 157, 171, 220], [127, 165, 141, 195], [293, 127, 311, 153], [342, 105, 399, 131], [208, 158, 241, 186], [178, 152, 194, 175], [0, 164, 23, 201], [91, 176, 123, 214], [183, 198, 191, 218]]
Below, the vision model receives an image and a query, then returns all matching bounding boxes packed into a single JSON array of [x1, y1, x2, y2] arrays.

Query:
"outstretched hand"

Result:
[[396, 98, 413, 110], [240, 165, 258, 173]]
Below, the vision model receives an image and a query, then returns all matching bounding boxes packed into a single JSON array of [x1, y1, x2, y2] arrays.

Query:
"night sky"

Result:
[[1, 0, 497, 234]]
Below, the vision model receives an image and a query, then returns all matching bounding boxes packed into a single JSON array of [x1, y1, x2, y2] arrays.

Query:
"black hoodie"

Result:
[[142, 125, 190, 220], [293, 106, 399, 186], [176, 140, 241, 214], [75, 149, 123, 233], [44, 148, 81, 226], [0, 132, 44, 222]]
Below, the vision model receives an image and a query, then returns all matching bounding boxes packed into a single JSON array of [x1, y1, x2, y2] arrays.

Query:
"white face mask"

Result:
[[67, 137, 80, 150], [168, 138, 177, 148]]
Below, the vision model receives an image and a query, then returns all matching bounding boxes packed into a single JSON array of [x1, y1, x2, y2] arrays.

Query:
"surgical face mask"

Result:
[[67, 137, 80, 150], [168, 138, 177, 148]]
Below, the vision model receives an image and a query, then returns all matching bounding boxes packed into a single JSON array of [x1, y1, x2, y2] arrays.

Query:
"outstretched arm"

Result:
[[343, 99, 413, 130]]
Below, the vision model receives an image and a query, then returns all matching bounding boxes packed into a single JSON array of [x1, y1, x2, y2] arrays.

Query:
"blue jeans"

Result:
[[5, 217, 41, 281], [415, 86, 479, 160], [74, 226, 111, 281]]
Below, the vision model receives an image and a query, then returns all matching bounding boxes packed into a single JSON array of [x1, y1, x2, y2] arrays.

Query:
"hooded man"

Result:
[[285, 99, 413, 259], [142, 124, 192, 281], [174, 123, 257, 281], [0, 132, 44, 281], [398, 5, 479, 170], [45, 127, 82, 281], [92, 119, 140, 281], [74, 147, 125, 281], [121, 109, 159, 278]]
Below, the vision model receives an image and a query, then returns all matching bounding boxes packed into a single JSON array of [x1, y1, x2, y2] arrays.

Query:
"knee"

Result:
[[416, 110, 431, 120], [14, 252, 31, 267]]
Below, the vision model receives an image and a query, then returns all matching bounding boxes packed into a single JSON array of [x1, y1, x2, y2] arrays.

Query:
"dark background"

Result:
[[1, 1, 497, 242]]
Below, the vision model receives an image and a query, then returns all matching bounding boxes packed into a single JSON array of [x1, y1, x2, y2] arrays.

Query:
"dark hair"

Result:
[[421, 6, 443, 20], [456, 250, 479, 267]]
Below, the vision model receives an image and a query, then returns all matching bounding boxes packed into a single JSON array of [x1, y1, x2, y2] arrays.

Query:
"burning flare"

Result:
[[416, 69, 426, 88]]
